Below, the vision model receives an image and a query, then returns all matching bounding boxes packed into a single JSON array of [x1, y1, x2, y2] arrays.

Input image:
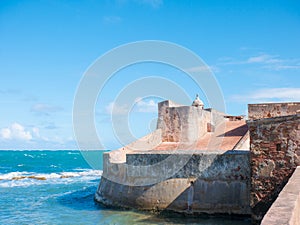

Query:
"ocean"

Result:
[[0, 150, 251, 225]]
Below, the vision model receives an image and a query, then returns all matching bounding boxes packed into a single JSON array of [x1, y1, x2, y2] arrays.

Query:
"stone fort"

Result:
[[95, 96, 300, 224]]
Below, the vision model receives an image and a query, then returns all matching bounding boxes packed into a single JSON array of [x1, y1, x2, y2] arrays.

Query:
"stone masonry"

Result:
[[248, 102, 300, 120], [247, 103, 300, 224]]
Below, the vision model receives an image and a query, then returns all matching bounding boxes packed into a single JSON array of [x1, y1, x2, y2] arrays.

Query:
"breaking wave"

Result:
[[0, 169, 102, 187]]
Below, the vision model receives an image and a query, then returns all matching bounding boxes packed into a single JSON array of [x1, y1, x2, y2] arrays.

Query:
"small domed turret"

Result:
[[192, 94, 204, 109]]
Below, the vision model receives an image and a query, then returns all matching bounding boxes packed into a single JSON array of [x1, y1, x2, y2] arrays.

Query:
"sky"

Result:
[[0, 0, 300, 150]]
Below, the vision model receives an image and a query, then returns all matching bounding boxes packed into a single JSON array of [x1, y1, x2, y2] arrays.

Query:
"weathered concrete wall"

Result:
[[248, 102, 300, 120], [157, 100, 225, 143], [157, 100, 183, 142], [247, 114, 300, 223], [261, 166, 300, 225], [96, 150, 251, 215], [157, 100, 208, 142]]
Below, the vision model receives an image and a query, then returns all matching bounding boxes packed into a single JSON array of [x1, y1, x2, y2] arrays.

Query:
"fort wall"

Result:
[[261, 166, 300, 225], [96, 100, 300, 222], [247, 103, 300, 224], [248, 102, 300, 120], [96, 150, 251, 215]]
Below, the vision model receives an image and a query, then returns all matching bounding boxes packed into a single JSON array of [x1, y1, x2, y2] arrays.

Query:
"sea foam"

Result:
[[0, 169, 103, 187]]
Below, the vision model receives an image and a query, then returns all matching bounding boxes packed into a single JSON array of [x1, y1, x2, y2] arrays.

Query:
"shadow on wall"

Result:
[[137, 212, 251, 225], [217, 124, 248, 137], [97, 150, 251, 217], [160, 151, 251, 216]]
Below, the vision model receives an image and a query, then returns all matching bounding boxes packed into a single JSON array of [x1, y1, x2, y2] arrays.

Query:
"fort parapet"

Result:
[[248, 102, 300, 120]]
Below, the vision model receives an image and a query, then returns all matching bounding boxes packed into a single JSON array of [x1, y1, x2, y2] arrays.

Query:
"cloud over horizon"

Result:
[[134, 98, 157, 113], [218, 52, 300, 71], [0, 123, 33, 141], [231, 87, 300, 103], [0, 122, 77, 150], [105, 98, 159, 115]]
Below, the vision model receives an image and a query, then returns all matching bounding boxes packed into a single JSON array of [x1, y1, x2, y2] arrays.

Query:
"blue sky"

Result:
[[0, 0, 300, 150]]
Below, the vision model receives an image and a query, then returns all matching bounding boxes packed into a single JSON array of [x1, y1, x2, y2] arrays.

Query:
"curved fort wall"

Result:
[[95, 99, 300, 222], [96, 150, 251, 215], [95, 99, 251, 216]]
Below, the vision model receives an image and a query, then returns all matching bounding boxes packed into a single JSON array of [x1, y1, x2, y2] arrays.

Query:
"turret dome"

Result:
[[192, 94, 204, 108]]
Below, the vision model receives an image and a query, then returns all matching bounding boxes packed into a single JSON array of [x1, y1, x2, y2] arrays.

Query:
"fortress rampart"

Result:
[[96, 150, 251, 215], [247, 103, 300, 224], [248, 102, 300, 120], [95, 98, 300, 224], [96, 97, 251, 216], [261, 166, 300, 225]]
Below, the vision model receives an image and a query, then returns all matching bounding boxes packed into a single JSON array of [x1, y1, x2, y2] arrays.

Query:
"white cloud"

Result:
[[0, 123, 33, 141], [218, 53, 279, 65], [218, 52, 300, 71], [231, 88, 300, 103], [32, 127, 40, 138], [135, 98, 157, 112], [0, 123, 77, 150], [247, 54, 279, 63], [263, 63, 300, 71], [1, 128, 11, 139], [105, 98, 158, 115]]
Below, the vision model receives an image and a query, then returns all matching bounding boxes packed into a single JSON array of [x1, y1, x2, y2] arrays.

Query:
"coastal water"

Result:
[[0, 150, 250, 225]]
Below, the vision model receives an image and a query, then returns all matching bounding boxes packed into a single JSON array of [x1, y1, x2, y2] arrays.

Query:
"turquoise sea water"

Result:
[[0, 150, 250, 225]]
